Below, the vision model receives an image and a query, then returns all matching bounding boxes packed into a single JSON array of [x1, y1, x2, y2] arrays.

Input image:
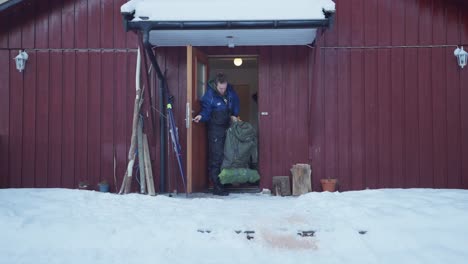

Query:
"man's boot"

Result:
[[213, 178, 229, 196]]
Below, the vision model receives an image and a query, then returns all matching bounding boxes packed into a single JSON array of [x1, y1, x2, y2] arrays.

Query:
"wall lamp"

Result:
[[454, 46, 467, 69]]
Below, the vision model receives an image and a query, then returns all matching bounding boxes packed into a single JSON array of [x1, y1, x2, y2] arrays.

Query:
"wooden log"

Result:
[[143, 134, 156, 196], [137, 117, 146, 194], [291, 164, 312, 196], [272, 176, 291, 196]]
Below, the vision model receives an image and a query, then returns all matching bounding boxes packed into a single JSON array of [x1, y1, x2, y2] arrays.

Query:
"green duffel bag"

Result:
[[218, 168, 260, 185]]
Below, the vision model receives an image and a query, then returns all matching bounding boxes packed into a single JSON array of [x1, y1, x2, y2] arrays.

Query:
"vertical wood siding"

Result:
[[1, 0, 467, 191], [0, 0, 139, 191]]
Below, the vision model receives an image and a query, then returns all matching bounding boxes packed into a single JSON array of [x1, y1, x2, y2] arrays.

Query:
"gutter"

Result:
[[122, 12, 335, 33]]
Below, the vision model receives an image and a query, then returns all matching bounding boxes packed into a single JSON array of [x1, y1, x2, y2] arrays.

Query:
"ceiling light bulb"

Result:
[[233, 58, 243, 67]]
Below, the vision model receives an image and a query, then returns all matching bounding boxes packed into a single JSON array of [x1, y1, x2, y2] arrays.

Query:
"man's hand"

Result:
[[230, 116, 240, 122], [193, 115, 202, 123]]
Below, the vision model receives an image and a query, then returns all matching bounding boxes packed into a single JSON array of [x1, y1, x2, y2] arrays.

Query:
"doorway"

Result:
[[209, 56, 259, 192]]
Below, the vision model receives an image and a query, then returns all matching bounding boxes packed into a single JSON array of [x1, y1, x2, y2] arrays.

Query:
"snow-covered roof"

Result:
[[120, 0, 335, 47], [121, 0, 335, 21]]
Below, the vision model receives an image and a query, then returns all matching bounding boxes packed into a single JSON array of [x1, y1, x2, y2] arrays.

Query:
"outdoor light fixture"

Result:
[[233, 58, 243, 67], [226, 36, 235, 48], [14, 50, 28, 72], [454, 46, 468, 69]]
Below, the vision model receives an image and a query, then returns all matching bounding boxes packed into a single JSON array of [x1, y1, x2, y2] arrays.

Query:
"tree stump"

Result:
[[272, 176, 291, 196], [291, 164, 312, 196]]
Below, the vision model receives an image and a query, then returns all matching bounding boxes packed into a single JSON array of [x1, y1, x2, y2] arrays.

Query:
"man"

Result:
[[193, 73, 240, 196]]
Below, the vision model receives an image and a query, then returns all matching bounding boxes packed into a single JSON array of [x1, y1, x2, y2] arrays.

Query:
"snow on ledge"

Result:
[[121, 0, 335, 21]]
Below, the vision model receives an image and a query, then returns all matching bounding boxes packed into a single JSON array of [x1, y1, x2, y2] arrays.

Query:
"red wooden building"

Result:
[[1, 0, 467, 193]]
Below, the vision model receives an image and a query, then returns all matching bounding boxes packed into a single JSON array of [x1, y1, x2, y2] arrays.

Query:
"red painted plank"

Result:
[[101, 0, 114, 48], [337, 49, 351, 190], [445, 47, 461, 188], [446, 5, 460, 44], [258, 47, 273, 188], [100, 52, 114, 191], [283, 47, 296, 175], [364, 50, 379, 189], [114, 52, 128, 192], [88, 52, 102, 186], [75, 52, 89, 185], [350, 49, 365, 190], [377, 49, 392, 188], [0, 11, 9, 48], [62, 52, 76, 188], [323, 49, 338, 182], [48, 0, 63, 49], [114, 0, 127, 49], [417, 48, 434, 188], [269, 47, 285, 177], [432, 0, 446, 45], [405, 0, 419, 46], [35, 0, 49, 49], [21, 2, 36, 49], [309, 46, 325, 190], [391, 0, 406, 46], [462, 9, 468, 46], [48, 51, 63, 187], [337, 0, 352, 46], [378, 0, 392, 46], [35, 52, 50, 188], [62, 1, 75, 49], [461, 52, 468, 189], [0, 51, 10, 187], [390, 48, 405, 188], [404, 48, 420, 188], [419, 0, 433, 46], [88, 0, 101, 48], [9, 50, 24, 187], [8, 12, 22, 49], [431, 48, 447, 188], [21, 51, 37, 188], [351, 0, 364, 47], [364, 0, 378, 46], [75, 0, 88, 49], [296, 46, 309, 164]]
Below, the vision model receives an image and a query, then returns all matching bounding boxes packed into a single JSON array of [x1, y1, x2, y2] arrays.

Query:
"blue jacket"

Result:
[[199, 83, 240, 123]]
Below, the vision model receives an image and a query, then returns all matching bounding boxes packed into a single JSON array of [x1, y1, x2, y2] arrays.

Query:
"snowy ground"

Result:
[[1, 188, 468, 264]]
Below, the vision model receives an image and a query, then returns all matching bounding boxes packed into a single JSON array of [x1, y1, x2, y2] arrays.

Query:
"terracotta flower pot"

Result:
[[320, 179, 338, 192]]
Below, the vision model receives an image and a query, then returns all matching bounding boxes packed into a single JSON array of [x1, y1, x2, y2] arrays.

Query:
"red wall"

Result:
[[310, 0, 468, 190], [0, 0, 140, 191], [1, 0, 468, 192]]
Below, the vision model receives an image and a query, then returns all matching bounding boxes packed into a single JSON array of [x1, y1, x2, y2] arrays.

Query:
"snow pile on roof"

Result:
[[2, 188, 468, 264], [121, 0, 335, 21]]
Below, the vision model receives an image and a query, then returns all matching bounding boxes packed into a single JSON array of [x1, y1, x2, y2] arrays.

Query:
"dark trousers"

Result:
[[207, 110, 230, 184], [208, 124, 228, 183]]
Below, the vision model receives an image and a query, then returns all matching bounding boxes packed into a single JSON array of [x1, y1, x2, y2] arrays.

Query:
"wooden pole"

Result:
[[137, 117, 146, 194], [143, 134, 156, 196], [119, 47, 143, 194]]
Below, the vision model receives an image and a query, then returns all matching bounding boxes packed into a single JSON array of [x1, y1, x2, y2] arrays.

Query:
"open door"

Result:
[[186, 46, 209, 193]]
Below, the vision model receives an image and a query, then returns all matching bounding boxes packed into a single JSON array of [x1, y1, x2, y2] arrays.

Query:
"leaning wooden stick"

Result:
[[119, 47, 143, 194]]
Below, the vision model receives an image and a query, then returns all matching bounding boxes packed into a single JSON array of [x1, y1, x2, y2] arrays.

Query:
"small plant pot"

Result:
[[320, 179, 338, 192], [98, 182, 110, 192]]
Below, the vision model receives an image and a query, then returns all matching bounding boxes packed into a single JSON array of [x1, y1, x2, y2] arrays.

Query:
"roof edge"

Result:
[[0, 0, 24, 12]]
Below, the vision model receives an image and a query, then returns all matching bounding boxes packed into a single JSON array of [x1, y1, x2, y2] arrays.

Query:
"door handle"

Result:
[[186, 102, 191, 129]]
